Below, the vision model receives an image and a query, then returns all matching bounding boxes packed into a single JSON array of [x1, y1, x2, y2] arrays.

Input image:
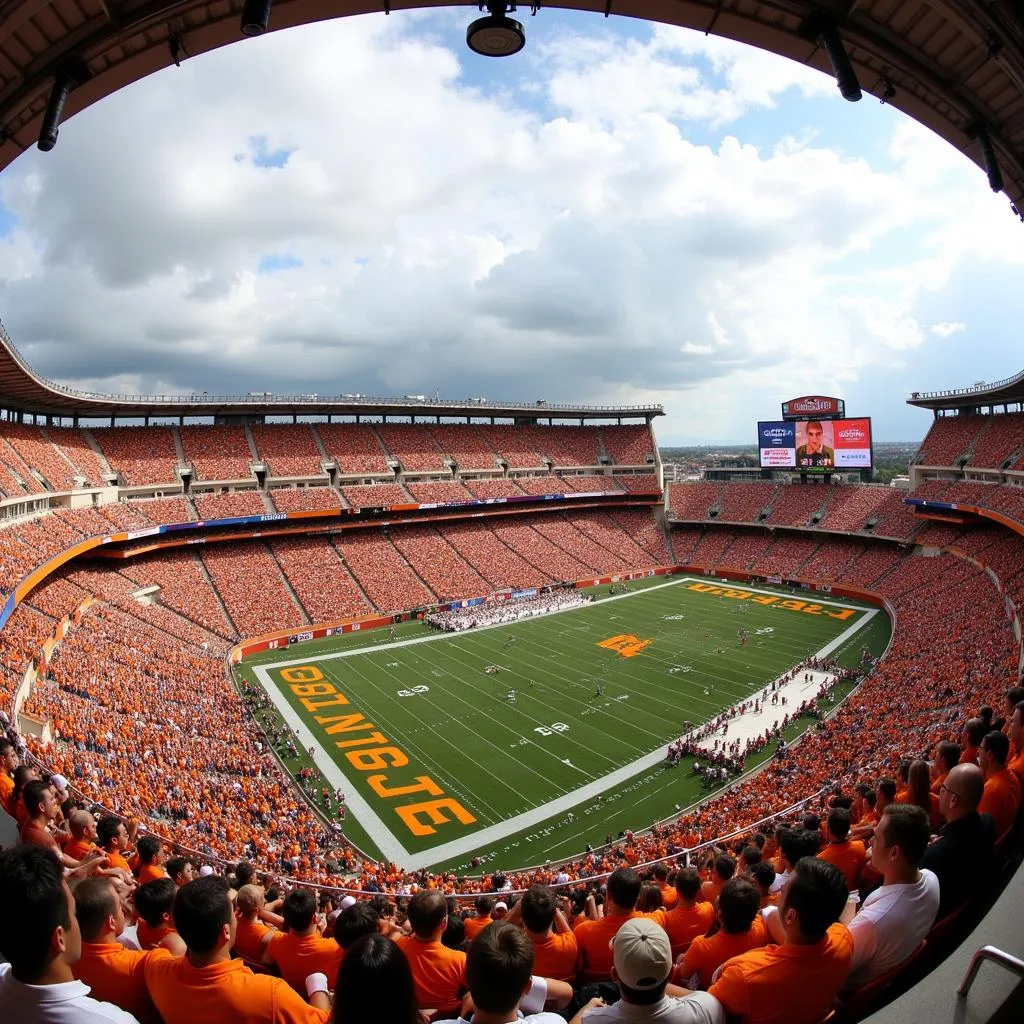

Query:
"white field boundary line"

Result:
[[252, 579, 878, 870]]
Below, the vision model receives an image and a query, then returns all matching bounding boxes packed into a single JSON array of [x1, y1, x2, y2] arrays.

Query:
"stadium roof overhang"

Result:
[[0, 322, 663, 420], [0, 2, 1022, 210], [907, 367, 1024, 411]]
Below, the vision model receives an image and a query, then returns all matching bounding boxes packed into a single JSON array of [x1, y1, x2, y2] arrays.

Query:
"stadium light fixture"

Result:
[[37, 69, 76, 152], [817, 23, 862, 102], [967, 122, 1004, 194], [467, 1, 532, 58], [241, 0, 272, 37]]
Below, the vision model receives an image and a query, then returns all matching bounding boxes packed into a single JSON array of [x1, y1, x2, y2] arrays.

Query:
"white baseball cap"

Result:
[[610, 918, 672, 990]]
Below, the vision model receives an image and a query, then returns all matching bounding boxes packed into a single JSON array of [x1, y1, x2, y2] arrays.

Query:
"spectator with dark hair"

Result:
[[464, 895, 493, 940], [960, 718, 987, 764], [709, 859, 852, 1024], [769, 828, 819, 897], [816, 808, 866, 889], [747, 862, 776, 908], [333, 901, 379, 952], [72, 877, 159, 1024], [96, 817, 134, 876], [978, 730, 1021, 837], [738, 847, 761, 874], [846, 805, 939, 988], [677, 879, 764, 990], [134, 879, 185, 956], [0, 844, 140, 1022], [20, 779, 103, 872], [658, 867, 714, 961], [997, 687, 1024, 733], [143, 876, 327, 1022], [135, 836, 167, 885], [331, 933, 419, 1024], [700, 855, 735, 904], [1007, 701, 1024, 785], [264, 888, 343, 995], [235, 861, 256, 888], [0, 735, 17, 810], [651, 863, 677, 909], [574, 868, 642, 983], [921, 763, 995, 917], [637, 882, 664, 915], [931, 742, 961, 795], [396, 890, 467, 1015], [510, 884, 577, 983], [165, 857, 193, 888], [575, 917, 723, 1024]]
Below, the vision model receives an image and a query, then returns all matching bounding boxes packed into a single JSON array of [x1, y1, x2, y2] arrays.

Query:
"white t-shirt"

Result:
[[0, 962, 140, 1023], [581, 992, 724, 1024], [847, 869, 940, 986]]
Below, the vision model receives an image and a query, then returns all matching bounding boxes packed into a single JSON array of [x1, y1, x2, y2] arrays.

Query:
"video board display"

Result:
[[758, 418, 872, 471]]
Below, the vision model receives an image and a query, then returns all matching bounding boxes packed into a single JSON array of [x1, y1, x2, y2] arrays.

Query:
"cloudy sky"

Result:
[[0, 10, 1020, 443]]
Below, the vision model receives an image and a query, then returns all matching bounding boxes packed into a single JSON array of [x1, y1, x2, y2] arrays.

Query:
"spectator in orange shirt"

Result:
[[136, 836, 168, 884], [906, 759, 942, 831], [0, 737, 18, 809], [816, 808, 866, 889], [395, 890, 467, 1015], [637, 883, 665, 916], [463, 896, 494, 940], [512, 884, 578, 983], [333, 900, 380, 956], [20, 779, 103, 872], [1007, 701, 1024, 785], [747, 863, 776, 908], [708, 859, 853, 1024], [998, 687, 1024, 734], [651, 863, 678, 909], [978, 730, 1022, 838], [135, 878, 187, 955], [264, 888, 344, 994], [72, 876, 160, 1024], [166, 856, 195, 888], [658, 867, 715, 960], [893, 760, 911, 805], [233, 884, 275, 966], [677, 878, 766, 990], [574, 868, 642, 983], [930, 742, 961, 795], [960, 718, 986, 765], [97, 815, 135, 876], [700, 855, 735, 905], [329, 932, 419, 1024], [143, 875, 328, 1024], [65, 810, 102, 862]]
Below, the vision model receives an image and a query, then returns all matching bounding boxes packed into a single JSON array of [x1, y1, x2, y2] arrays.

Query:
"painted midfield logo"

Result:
[[597, 634, 653, 658]]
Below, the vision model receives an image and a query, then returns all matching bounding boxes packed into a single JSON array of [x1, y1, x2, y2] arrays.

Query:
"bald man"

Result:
[[920, 763, 995, 917], [64, 810, 101, 862]]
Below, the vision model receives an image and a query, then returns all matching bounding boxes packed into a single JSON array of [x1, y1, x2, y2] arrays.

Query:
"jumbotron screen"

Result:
[[758, 418, 873, 471]]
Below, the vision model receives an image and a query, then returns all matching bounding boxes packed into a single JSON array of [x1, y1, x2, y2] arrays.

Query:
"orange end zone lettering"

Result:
[[827, 608, 857, 621], [751, 595, 778, 606], [687, 583, 721, 593], [368, 774, 444, 799], [345, 747, 410, 771], [289, 682, 336, 697], [801, 604, 825, 616], [778, 599, 807, 611], [395, 797, 477, 837], [721, 589, 751, 600], [280, 666, 324, 683]]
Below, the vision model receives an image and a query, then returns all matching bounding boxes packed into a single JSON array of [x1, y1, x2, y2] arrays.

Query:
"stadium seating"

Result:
[[376, 423, 447, 472], [559, 474, 624, 493], [405, 480, 473, 504], [667, 482, 720, 520], [2, 423, 82, 491], [822, 485, 891, 531], [270, 536, 374, 623], [601, 424, 655, 465], [765, 484, 828, 526], [530, 516, 622, 574], [93, 426, 180, 485], [490, 519, 591, 582], [913, 415, 986, 465], [0, 434, 46, 493], [46, 427, 108, 487], [335, 530, 434, 611], [251, 423, 324, 477], [429, 425, 498, 471], [514, 476, 569, 496], [518, 425, 602, 466], [965, 412, 1024, 468], [615, 474, 661, 492], [436, 520, 550, 589], [566, 510, 658, 567], [464, 478, 524, 499], [96, 500, 155, 531], [340, 482, 411, 508], [390, 525, 488, 603], [669, 525, 704, 563], [713, 530, 772, 569], [193, 490, 268, 520], [201, 541, 305, 636], [717, 482, 776, 522], [316, 423, 391, 474], [269, 486, 344, 513], [610, 508, 670, 564], [481, 426, 544, 468], [129, 496, 197, 524], [179, 425, 253, 482], [751, 535, 819, 577], [868, 490, 922, 540]]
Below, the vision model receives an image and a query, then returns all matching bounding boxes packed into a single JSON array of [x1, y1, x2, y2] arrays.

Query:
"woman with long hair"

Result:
[[907, 758, 942, 830], [331, 932, 420, 1024]]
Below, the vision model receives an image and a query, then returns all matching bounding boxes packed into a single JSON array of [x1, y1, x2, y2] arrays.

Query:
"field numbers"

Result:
[[397, 685, 429, 697], [534, 722, 570, 736]]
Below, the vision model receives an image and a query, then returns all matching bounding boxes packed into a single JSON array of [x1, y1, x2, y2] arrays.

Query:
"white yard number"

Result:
[[397, 685, 429, 697], [535, 722, 570, 737]]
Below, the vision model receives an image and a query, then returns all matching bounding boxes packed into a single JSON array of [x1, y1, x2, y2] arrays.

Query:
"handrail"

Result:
[[957, 944, 1024, 998], [909, 367, 1024, 401]]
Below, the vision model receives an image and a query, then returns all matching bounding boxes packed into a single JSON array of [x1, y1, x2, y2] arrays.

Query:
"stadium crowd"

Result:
[[425, 592, 592, 632]]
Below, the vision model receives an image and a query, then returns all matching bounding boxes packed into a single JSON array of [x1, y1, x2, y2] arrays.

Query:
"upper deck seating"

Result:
[[251, 423, 324, 477], [376, 423, 447, 472], [179, 425, 253, 481], [602, 425, 655, 465], [316, 423, 391, 474], [92, 426, 180, 485]]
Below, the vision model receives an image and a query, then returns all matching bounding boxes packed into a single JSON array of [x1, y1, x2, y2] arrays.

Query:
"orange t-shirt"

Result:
[[573, 911, 638, 983], [463, 915, 493, 940], [979, 768, 1022, 838], [0, 772, 13, 809], [65, 837, 98, 862], [137, 920, 178, 951], [73, 942, 160, 1024], [234, 916, 272, 964], [106, 850, 132, 874], [708, 923, 854, 1024], [529, 930, 578, 983], [659, 901, 716, 959], [267, 931, 344, 994], [1008, 750, 1024, 789], [20, 819, 59, 852], [816, 840, 867, 890], [930, 771, 947, 795], [138, 863, 168, 884], [680, 918, 767, 990], [144, 950, 329, 1024], [960, 746, 979, 765], [658, 884, 678, 910], [395, 936, 466, 1012]]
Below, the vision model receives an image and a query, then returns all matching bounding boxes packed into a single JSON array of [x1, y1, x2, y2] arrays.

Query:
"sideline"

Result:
[[251, 579, 878, 869]]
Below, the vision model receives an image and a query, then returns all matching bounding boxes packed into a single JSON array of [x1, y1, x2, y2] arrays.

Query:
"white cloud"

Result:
[[930, 321, 966, 338], [0, 13, 1015, 444]]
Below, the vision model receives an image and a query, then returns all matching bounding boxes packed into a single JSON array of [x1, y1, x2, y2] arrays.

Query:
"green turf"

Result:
[[239, 576, 889, 870]]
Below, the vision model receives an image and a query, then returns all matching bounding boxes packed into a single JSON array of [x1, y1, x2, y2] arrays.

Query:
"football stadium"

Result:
[[1, 4, 1024, 1024]]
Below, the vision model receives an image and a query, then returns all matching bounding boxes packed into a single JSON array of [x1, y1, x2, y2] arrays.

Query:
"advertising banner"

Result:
[[782, 396, 845, 419], [758, 418, 872, 472], [758, 421, 796, 467]]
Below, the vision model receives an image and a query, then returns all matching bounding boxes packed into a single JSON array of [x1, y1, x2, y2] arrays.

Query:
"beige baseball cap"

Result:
[[610, 918, 673, 990]]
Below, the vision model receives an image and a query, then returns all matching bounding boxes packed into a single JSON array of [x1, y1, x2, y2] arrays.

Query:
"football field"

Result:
[[240, 576, 889, 871]]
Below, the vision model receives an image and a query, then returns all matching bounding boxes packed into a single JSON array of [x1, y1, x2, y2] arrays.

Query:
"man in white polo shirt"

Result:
[[845, 804, 939, 988], [0, 845, 140, 1023]]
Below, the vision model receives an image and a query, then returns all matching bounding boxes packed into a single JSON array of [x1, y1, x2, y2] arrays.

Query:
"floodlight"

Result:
[[241, 0, 272, 37], [467, 2, 527, 58], [818, 23, 862, 102], [38, 70, 75, 152], [968, 122, 1004, 193]]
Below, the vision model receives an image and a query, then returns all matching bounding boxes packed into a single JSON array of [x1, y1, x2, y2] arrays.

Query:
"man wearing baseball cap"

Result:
[[573, 919, 723, 1023]]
